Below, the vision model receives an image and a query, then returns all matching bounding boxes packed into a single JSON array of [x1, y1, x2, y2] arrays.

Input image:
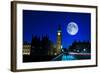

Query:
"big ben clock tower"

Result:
[[56, 25, 62, 55]]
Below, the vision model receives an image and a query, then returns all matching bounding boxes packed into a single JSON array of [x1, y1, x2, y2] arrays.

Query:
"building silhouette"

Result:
[[69, 41, 91, 53]]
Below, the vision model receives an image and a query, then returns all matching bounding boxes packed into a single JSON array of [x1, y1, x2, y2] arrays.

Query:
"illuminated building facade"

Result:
[[23, 42, 31, 55], [56, 25, 62, 55]]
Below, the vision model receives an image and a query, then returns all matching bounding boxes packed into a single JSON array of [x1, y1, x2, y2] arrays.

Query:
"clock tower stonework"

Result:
[[56, 25, 62, 55]]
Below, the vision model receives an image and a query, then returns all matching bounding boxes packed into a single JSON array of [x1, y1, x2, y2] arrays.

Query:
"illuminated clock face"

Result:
[[58, 32, 61, 35]]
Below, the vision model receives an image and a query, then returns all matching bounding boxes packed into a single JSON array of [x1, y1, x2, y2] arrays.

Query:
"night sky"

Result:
[[23, 10, 91, 48]]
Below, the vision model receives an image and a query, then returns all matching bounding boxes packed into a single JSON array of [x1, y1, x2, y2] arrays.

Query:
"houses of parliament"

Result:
[[23, 25, 62, 56]]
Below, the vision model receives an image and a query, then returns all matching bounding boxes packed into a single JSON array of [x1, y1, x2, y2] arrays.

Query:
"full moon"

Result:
[[67, 22, 79, 35]]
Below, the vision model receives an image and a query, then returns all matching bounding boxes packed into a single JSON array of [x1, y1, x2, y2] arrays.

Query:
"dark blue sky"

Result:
[[23, 10, 91, 48]]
